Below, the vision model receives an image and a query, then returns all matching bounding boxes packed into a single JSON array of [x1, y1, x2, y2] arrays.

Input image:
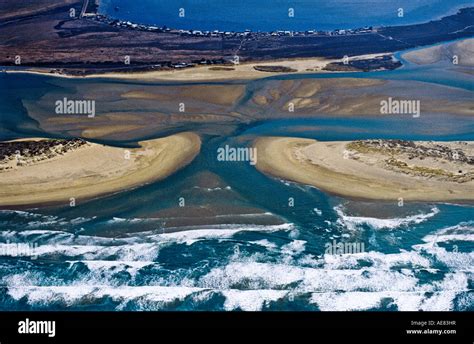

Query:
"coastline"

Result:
[[254, 137, 474, 202], [3, 53, 398, 81], [3, 57, 335, 81], [0, 132, 201, 207], [95, 1, 473, 36]]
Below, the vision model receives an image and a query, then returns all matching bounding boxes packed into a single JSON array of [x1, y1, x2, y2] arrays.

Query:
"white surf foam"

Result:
[[147, 223, 294, 245], [249, 239, 278, 250], [422, 221, 474, 244], [6, 285, 205, 309], [309, 290, 459, 311], [68, 260, 155, 277], [0, 222, 294, 258], [197, 260, 419, 292], [222, 289, 287, 311], [334, 205, 439, 231], [313, 208, 323, 216], [3, 245, 470, 311], [281, 240, 306, 261]]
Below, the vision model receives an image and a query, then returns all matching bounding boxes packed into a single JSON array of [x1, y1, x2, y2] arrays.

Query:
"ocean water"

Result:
[[99, 0, 472, 31]]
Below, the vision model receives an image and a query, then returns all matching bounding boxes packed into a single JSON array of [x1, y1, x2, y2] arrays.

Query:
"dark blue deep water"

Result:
[[99, 0, 471, 31]]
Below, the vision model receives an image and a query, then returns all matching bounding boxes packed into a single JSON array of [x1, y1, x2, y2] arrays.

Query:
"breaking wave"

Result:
[[1, 229, 472, 311], [0, 207, 472, 311], [334, 205, 440, 231]]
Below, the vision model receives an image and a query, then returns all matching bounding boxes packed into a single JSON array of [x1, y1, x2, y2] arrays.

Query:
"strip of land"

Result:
[[1, 0, 472, 78], [5, 57, 334, 81], [254, 137, 474, 202], [0, 132, 201, 206], [5, 54, 403, 81]]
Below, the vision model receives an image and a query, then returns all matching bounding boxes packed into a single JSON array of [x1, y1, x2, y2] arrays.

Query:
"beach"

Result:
[[254, 137, 474, 202], [75, 57, 336, 81], [8, 53, 403, 81], [5, 57, 337, 81], [0, 132, 201, 206], [403, 38, 474, 66]]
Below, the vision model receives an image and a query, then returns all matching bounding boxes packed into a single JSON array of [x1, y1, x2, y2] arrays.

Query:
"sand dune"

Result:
[[254, 137, 474, 202], [0, 132, 201, 206]]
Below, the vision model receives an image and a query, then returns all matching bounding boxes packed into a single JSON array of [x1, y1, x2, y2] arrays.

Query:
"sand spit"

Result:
[[254, 137, 474, 202], [0, 132, 201, 206]]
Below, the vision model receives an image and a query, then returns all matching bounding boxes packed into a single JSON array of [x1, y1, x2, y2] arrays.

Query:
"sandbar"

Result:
[[254, 137, 474, 202], [0, 132, 201, 206]]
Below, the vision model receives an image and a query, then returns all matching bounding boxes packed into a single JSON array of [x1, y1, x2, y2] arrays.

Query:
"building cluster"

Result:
[[85, 13, 376, 39]]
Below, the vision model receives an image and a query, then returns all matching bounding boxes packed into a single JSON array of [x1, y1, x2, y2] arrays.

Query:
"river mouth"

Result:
[[1, 112, 472, 311], [1, 35, 473, 311]]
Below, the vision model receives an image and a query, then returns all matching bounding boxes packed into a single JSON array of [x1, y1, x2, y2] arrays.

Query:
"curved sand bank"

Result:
[[254, 137, 474, 202], [0, 132, 201, 206]]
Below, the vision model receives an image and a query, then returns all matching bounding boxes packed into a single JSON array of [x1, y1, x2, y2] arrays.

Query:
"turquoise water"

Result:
[[0, 38, 473, 311], [99, 0, 472, 31]]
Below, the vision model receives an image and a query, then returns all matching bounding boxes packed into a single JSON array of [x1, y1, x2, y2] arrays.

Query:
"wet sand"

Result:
[[403, 38, 474, 66], [6, 53, 404, 82], [254, 137, 474, 202], [6, 57, 335, 81], [0, 132, 201, 206], [21, 77, 474, 143]]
